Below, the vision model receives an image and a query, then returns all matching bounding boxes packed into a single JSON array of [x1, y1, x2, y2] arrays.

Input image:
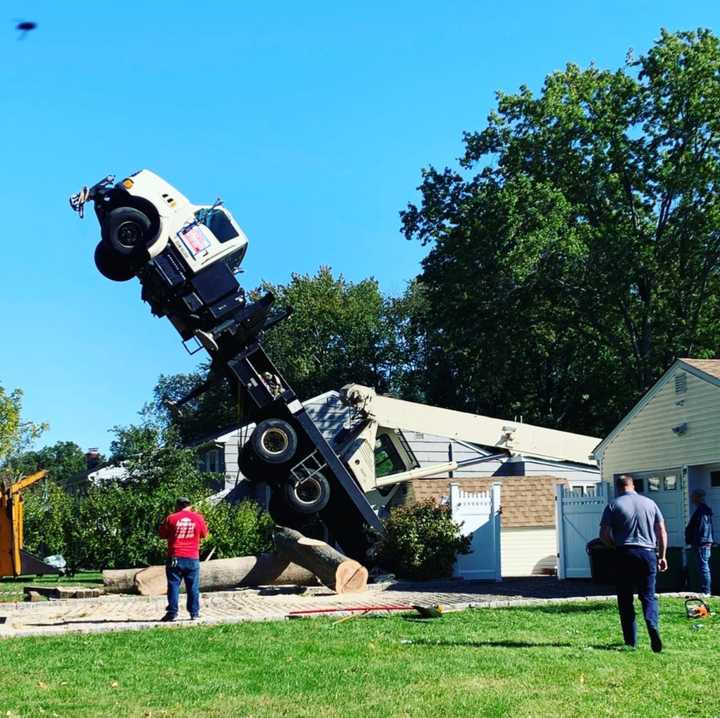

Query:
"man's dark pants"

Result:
[[166, 557, 201, 618], [615, 547, 659, 646], [696, 546, 712, 595]]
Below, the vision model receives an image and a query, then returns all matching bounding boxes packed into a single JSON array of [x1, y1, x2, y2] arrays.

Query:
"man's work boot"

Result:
[[160, 613, 177, 622], [648, 627, 662, 653]]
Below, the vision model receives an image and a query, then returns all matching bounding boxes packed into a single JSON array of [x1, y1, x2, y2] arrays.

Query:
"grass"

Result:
[[0, 572, 103, 603], [0, 597, 718, 718]]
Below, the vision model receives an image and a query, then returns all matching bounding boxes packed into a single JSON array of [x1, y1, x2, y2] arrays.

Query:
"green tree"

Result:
[[0, 384, 47, 479], [199, 500, 273, 559], [9, 441, 92, 490], [147, 267, 405, 442], [402, 29, 720, 435], [23, 423, 220, 572], [260, 267, 396, 400]]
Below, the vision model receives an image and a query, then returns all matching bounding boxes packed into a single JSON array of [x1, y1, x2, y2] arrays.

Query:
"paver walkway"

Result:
[[0, 578, 691, 639]]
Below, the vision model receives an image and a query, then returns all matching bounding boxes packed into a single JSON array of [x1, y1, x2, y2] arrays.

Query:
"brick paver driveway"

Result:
[[0, 578, 684, 639]]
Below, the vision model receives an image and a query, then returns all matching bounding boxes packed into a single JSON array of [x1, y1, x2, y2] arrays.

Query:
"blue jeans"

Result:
[[696, 546, 712, 595], [615, 547, 659, 646], [166, 557, 200, 617]]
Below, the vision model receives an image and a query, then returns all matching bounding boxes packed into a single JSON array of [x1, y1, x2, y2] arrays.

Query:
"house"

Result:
[[408, 475, 567, 576], [592, 358, 720, 547]]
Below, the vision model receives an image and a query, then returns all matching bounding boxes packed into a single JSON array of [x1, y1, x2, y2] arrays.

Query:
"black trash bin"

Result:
[[655, 547, 684, 592], [587, 539, 617, 584]]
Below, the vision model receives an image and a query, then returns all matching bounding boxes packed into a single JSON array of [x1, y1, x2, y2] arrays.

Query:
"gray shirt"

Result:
[[600, 492, 664, 550]]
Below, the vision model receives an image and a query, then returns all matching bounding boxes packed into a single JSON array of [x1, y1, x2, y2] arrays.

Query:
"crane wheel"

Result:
[[251, 419, 298, 465], [285, 474, 330, 514]]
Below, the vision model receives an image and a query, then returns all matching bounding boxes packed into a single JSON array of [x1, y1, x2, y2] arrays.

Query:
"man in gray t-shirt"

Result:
[[600, 475, 668, 652]]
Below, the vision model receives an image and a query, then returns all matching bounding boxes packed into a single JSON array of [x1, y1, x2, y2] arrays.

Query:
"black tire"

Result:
[[250, 419, 298, 464], [285, 474, 331, 514], [94, 241, 135, 282], [101, 206, 152, 256]]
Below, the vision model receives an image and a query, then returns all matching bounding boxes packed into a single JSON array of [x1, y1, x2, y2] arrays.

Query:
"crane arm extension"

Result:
[[8, 470, 48, 496]]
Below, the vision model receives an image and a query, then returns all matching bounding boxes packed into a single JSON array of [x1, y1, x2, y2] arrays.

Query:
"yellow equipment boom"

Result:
[[0, 470, 47, 577]]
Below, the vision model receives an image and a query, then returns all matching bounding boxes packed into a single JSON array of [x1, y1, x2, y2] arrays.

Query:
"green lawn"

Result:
[[0, 572, 103, 603], [0, 598, 717, 718]]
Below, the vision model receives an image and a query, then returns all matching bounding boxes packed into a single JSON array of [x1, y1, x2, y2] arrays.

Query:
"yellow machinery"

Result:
[[0, 470, 57, 578]]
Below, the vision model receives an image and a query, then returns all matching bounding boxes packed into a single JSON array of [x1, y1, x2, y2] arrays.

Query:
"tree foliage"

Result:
[[259, 267, 397, 400], [199, 499, 273, 559], [8, 441, 92, 490], [402, 29, 720, 435], [0, 384, 47, 479], [23, 424, 217, 572], [147, 267, 406, 441]]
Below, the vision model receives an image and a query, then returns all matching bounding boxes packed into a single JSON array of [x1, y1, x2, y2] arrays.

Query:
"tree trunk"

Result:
[[273, 526, 368, 594], [103, 554, 318, 596], [103, 568, 143, 593]]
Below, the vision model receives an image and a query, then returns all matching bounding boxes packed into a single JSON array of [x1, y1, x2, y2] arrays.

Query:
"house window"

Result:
[[647, 476, 661, 492], [198, 448, 223, 473], [570, 484, 595, 496], [711, 471, 720, 488], [664, 475, 678, 491]]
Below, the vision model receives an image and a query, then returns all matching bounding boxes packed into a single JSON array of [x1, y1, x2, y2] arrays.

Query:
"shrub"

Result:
[[199, 500, 274, 559], [372, 499, 471, 580], [22, 481, 73, 558]]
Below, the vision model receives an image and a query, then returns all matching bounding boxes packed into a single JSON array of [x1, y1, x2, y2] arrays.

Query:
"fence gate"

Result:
[[450, 482, 501, 581], [556, 482, 609, 579]]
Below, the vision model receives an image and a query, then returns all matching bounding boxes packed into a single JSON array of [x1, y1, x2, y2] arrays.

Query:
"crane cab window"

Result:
[[374, 434, 407, 478], [195, 208, 239, 243]]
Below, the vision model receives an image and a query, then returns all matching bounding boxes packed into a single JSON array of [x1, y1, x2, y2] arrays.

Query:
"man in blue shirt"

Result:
[[685, 489, 714, 595], [600, 475, 668, 652]]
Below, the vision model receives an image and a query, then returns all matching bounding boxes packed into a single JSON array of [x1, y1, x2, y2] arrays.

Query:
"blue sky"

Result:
[[1, 1, 718, 454]]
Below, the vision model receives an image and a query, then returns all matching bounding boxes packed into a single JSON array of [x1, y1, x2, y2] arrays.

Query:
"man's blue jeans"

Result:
[[615, 547, 659, 647], [166, 557, 201, 617], [696, 546, 712, 595]]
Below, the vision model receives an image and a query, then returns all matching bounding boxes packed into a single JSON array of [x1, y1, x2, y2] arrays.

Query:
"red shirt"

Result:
[[159, 509, 209, 559]]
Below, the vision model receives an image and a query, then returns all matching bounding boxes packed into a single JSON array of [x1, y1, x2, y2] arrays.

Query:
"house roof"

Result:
[[593, 357, 720, 460], [679, 358, 720, 382], [407, 475, 568, 528]]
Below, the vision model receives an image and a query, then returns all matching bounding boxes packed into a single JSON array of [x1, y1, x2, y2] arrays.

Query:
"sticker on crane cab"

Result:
[[178, 224, 211, 257]]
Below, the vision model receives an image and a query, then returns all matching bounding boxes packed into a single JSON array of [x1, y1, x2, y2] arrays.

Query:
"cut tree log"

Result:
[[273, 526, 368, 594], [103, 567, 143, 594], [103, 553, 318, 596]]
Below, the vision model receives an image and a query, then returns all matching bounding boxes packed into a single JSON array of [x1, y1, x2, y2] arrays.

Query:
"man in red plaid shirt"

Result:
[[159, 497, 208, 621]]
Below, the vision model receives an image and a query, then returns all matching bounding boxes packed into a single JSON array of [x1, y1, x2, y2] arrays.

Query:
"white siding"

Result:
[[600, 369, 720, 482], [501, 527, 557, 576], [522, 459, 599, 484]]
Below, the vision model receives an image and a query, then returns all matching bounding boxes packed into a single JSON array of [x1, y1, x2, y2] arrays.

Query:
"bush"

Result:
[[199, 500, 274, 559], [372, 500, 471, 580], [22, 481, 73, 558]]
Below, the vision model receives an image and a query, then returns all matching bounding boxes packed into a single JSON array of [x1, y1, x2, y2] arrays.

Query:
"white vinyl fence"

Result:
[[450, 482, 502, 581], [555, 482, 609, 579]]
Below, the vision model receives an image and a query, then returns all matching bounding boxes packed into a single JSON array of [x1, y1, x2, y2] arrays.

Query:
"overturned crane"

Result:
[[70, 170, 384, 559]]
